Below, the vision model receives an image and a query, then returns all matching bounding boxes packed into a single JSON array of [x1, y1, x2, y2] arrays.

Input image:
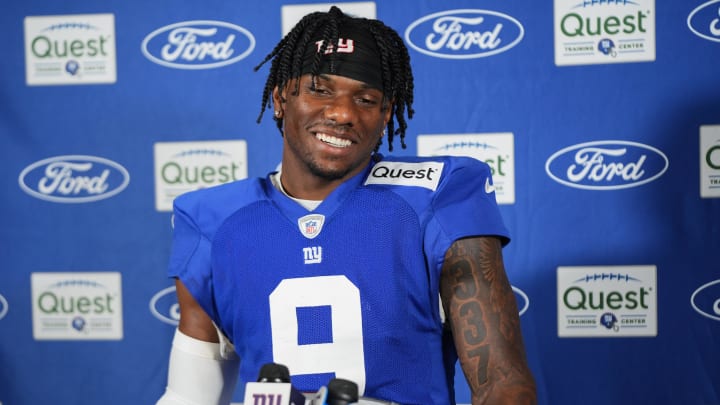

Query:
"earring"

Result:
[[382, 128, 387, 136], [274, 110, 281, 118]]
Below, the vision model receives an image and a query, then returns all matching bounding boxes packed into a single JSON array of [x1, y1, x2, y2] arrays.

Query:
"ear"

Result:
[[272, 86, 283, 116]]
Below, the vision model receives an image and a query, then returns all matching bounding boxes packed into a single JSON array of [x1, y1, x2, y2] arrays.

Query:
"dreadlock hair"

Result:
[[253, 6, 414, 151]]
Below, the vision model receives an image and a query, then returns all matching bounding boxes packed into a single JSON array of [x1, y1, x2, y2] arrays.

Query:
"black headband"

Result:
[[299, 19, 384, 91]]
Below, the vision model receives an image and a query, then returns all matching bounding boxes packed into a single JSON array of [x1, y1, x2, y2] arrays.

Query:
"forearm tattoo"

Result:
[[440, 237, 536, 404]]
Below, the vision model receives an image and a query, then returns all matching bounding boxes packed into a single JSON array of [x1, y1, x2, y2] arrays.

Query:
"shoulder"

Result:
[[173, 177, 267, 222], [364, 154, 492, 191]]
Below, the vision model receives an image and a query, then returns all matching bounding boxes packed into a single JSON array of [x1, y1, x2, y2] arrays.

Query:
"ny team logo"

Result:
[[24, 13, 117, 85], [417, 133, 515, 204], [554, 0, 656, 66]]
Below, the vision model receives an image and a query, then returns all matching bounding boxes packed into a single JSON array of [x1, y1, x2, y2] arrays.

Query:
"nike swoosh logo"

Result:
[[484, 177, 496, 194]]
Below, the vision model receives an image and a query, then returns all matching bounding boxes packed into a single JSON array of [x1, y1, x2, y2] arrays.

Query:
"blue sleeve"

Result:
[[167, 197, 218, 321], [426, 157, 510, 258]]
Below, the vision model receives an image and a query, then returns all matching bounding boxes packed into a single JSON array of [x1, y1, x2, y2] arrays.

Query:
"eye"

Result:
[[356, 94, 380, 106]]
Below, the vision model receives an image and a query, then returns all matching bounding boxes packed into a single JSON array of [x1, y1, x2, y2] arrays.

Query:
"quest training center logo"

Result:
[[417, 133, 515, 204], [553, 0, 656, 66], [557, 265, 657, 337], [691, 279, 720, 322], [404, 9, 524, 59], [142, 20, 255, 69], [154, 140, 248, 211], [700, 125, 720, 198], [24, 13, 117, 85], [545, 140, 668, 190], [31, 272, 123, 340], [688, 0, 720, 42], [18, 155, 130, 203]]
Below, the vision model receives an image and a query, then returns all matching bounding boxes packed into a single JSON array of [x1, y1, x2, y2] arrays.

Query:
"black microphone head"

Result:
[[257, 362, 291, 383], [326, 378, 359, 405]]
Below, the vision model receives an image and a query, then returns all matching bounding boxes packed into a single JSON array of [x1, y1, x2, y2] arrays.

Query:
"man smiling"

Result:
[[157, 6, 536, 405]]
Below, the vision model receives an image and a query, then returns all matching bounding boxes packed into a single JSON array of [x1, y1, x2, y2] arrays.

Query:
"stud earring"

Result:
[[274, 110, 281, 117]]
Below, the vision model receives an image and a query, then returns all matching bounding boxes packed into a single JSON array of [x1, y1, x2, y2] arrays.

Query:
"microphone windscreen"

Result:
[[257, 362, 291, 383]]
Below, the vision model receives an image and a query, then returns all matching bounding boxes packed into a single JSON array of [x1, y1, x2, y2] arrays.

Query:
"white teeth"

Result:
[[316, 132, 351, 148]]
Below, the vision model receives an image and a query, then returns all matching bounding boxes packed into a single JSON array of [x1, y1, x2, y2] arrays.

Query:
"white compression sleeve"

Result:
[[157, 329, 240, 405]]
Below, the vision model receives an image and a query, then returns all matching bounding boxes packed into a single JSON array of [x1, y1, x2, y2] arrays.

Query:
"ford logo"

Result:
[[545, 140, 668, 190], [404, 9, 524, 59], [687, 0, 720, 42], [150, 286, 180, 325], [691, 279, 720, 321], [18, 155, 130, 203], [512, 286, 529, 316], [0, 294, 8, 320], [142, 20, 255, 69]]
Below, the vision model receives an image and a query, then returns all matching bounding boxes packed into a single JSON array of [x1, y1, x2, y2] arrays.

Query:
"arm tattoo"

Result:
[[440, 237, 537, 404]]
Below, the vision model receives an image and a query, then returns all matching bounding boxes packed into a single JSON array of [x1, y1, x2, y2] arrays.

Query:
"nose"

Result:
[[323, 95, 356, 126]]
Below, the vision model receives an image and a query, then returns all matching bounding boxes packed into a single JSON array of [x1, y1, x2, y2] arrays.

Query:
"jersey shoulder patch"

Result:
[[363, 160, 445, 191]]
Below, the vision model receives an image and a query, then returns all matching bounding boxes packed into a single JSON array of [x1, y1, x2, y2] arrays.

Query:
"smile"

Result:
[[316, 132, 352, 148]]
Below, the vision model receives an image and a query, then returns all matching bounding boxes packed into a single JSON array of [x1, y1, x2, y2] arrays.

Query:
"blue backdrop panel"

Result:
[[1, 1, 719, 404]]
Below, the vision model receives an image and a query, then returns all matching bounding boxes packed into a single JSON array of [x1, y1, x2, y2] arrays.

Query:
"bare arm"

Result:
[[440, 236, 536, 405], [175, 278, 219, 343]]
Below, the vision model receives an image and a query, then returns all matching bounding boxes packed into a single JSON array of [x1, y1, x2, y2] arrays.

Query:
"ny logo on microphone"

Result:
[[250, 393, 284, 405]]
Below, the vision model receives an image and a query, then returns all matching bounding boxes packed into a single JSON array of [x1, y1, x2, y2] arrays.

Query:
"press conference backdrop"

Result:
[[1, 0, 719, 404]]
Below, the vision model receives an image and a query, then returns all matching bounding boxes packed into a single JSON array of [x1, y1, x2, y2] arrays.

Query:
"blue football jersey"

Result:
[[168, 155, 509, 405]]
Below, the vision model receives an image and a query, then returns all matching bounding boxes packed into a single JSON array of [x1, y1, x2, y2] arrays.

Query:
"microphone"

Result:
[[309, 378, 358, 405], [243, 363, 307, 405]]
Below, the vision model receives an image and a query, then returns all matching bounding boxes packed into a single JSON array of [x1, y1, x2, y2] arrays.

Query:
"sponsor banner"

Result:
[[24, 14, 116, 85], [364, 161, 444, 190], [417, 133, 515, 204], [557, 265, 657, 337], [691, 279, 720, 321], [281, 2, 376, 36], [688, 0, 720, 43], [154, 140, 248, 211], [545, 140, 668, 190], [31, 272, 123, 340], [142, 20, 255, 70], [0, 293, 8, 320], [700, 125, 720, 198], [554, 0, 655, 66], [404, 9, 524, 59], [150, 286, 179, 326], [18, 155, 130, 203]]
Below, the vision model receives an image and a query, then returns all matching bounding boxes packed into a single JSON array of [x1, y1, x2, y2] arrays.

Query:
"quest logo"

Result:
[[545, 140, 668, 190], [688, 0, 720, 42], [691, 279, 720, 321], [142, 20, 255, 69], [31, 272, 123, 340], [150, 286, 179, 325], [417, 133, 515, 204], [18, 155, 130, 203], [404, 9, 524, 59]]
